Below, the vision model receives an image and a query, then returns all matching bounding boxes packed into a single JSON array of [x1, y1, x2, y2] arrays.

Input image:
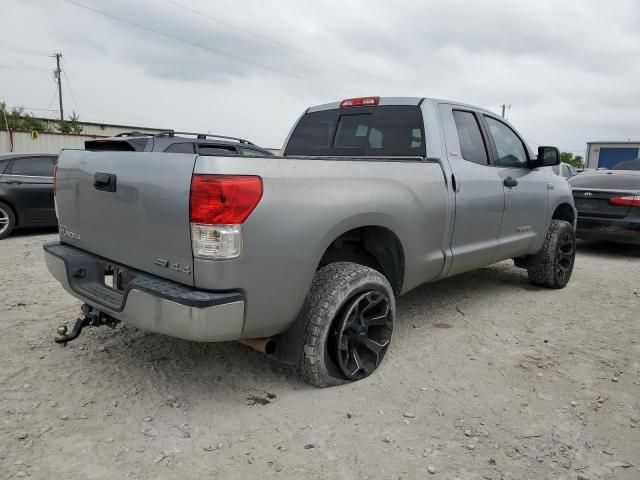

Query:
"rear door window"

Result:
[[164, 142, 195, 153], [9, 156, 55, 176], [198, 145, 239, 156], [284, 105, 425, 157], [452, 110, 488, 165], [239, 148, 269, 157]]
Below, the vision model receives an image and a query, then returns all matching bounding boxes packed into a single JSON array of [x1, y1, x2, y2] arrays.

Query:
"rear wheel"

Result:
[[0, 202, 16, 239], [527, 219, 575, 289], [298, 262, 395, 387]]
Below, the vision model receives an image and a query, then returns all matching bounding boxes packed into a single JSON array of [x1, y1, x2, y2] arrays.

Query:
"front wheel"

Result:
[[527, 219, 576, 289], [298, 262, 395, 387]]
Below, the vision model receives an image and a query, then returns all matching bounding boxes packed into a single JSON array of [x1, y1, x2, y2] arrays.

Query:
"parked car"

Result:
[[44, 96, 575, 387], [613, 158, 640, 171], [569, 168, 640, 245], [85, 131, 275, 157], [552, 162, 578, 178], [0, 153, 58, 239]]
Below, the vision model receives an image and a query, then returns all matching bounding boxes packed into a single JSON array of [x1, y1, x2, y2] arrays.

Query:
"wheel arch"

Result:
[[316, 224, 405, 296], [551, 202, 576, 229]]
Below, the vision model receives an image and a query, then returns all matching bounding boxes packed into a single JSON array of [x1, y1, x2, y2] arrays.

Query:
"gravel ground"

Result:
[[1, 230, 639, 480]]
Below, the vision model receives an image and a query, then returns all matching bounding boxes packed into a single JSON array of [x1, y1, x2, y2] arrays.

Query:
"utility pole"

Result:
[[54, 52, 63, 121], [501, 104, 511, 119]]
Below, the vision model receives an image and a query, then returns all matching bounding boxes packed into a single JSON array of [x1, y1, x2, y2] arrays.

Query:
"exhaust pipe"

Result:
[[238, 337, 276, 355]]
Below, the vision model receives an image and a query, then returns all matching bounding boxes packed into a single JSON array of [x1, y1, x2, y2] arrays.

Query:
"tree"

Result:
[[56, 111, 83, 134], [0, 101, 50, 132], [560, 152, 584, 169]]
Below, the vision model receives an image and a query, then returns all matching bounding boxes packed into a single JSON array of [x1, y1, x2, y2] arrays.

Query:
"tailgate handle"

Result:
[[94, 172, 117, 192]]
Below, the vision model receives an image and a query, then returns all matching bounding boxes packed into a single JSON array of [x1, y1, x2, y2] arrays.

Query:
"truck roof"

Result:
[[306, 96, 495, 116]]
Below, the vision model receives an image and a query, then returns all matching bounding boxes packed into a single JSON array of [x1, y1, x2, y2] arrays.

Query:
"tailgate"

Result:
[[55, 150, 196, 286], [572, 189, 632, 219]]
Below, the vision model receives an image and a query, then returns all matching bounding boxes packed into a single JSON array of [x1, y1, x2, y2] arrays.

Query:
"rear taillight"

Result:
[[189, 174, 263, 259], [609, 195, 640, 207], [340, 96, 380, 108]]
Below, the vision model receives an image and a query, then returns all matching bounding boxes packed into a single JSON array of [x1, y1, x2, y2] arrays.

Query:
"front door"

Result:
[[482, 116, 549, 260]]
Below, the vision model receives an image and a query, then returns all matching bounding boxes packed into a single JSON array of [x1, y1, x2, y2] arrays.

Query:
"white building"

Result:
[[585, 141, 640, 169], [0, 118, 170, 154]]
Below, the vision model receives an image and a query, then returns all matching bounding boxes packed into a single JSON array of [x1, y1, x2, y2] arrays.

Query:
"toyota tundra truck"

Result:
[[44, 96, 577, 387]]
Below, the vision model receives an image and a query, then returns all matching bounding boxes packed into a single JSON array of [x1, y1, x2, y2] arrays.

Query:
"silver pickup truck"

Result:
[[44, 96, 576, 387]]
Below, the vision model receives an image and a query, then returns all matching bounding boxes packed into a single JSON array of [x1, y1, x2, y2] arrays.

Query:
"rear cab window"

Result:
[[284, 105, 425, 157], [9, 156, 55, 176]]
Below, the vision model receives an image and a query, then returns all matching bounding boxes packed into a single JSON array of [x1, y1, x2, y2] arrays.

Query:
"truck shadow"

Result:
[[576, 239, 640, 258], [74, 261, 532, 401]]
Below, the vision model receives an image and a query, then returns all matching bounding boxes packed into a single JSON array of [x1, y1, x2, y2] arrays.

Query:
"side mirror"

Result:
[[531, 146, 560, 168]]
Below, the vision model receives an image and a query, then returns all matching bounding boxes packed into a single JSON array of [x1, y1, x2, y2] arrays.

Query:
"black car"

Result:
[[85, 131, 275, 157], [0, 153, 58, 239], [569, 167, 640, 245]]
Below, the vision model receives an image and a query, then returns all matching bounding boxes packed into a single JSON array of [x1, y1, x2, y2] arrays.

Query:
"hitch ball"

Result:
[[57, 325, 68, 336]]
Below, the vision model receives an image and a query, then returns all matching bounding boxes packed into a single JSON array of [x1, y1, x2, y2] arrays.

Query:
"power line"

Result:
[[162, 0, 417, 92], [0, 64, 50, 71], [62, 68, 80, 115], [61, 0, 358, 95], [0, 46, 52, 57]]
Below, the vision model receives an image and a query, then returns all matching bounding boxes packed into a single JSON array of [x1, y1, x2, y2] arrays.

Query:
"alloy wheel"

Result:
[[330, 290, 393, 380], [556, 231, 575, 281], [0, 207, 9, 235]]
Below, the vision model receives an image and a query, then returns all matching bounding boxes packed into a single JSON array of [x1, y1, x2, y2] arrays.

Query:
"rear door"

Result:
[[482, 115, 549, 260], [0, 156, 56, 227], [440, 106, 505, 276], [55, 150, 197, 285]]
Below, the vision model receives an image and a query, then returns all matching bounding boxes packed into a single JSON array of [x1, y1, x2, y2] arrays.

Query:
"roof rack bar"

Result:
[[114, 131, 156, 137], [154, 131, 255, 145]]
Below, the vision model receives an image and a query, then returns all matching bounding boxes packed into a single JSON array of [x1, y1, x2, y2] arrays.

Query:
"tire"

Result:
[[527, 219, 576, 289], [298, 262, 395, 388], [0, 202, 16, 240]]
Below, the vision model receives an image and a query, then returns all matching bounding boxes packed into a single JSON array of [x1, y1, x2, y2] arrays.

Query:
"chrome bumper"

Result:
[[43, 242, 245, 342]]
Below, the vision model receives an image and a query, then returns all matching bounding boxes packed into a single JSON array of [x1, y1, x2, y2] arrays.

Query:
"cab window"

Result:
[[484, 117, 528, 167], [453, 110, 488, 165]]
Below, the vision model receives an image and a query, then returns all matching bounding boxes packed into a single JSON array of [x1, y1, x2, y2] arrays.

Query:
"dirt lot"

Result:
[[1, 230, 638, 480]]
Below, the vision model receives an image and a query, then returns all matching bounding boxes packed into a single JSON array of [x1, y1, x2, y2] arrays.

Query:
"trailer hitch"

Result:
[[54, 304, 119, 346]]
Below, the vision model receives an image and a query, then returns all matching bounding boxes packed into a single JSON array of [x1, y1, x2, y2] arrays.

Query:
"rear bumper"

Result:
[[576, 217, 640, 245], [43, 242, 245, 342]]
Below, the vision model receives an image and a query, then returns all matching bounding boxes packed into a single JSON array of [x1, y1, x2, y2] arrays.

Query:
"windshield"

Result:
[[284, 105, 425, 157]]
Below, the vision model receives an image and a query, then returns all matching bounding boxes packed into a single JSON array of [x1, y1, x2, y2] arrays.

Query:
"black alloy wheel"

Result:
[[330, 290, 393, 381]]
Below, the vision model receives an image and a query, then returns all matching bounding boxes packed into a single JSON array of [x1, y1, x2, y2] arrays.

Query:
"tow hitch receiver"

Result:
[[54, 304, 119, 346]]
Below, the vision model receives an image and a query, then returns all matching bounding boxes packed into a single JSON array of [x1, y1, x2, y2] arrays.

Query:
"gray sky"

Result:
[[1, 0, 639, 152]]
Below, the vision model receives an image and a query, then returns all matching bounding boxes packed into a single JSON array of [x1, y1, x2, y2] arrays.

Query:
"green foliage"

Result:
[[56, 111, 83, 134], [0, 101, 51, 132], [560, 152, 584, 168]]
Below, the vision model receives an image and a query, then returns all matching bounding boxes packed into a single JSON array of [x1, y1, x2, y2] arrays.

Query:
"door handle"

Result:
[[94, 172, 117, 192], [503, 176, 518, 188]]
